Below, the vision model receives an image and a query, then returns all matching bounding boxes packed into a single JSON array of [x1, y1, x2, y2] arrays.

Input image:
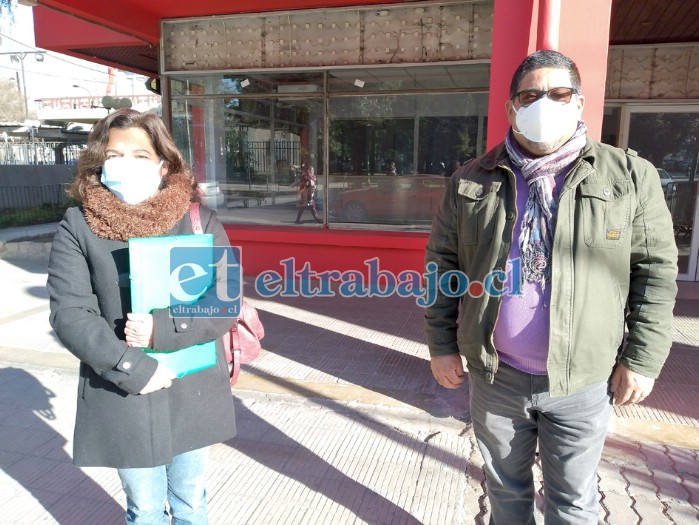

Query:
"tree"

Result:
[[0, 77, 27, 122]]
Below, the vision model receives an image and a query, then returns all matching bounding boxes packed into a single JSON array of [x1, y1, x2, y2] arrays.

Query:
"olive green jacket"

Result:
[[424, 139, 678, 396]]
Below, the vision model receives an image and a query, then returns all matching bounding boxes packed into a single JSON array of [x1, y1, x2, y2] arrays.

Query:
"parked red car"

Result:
[[329, 175, 447, 222]]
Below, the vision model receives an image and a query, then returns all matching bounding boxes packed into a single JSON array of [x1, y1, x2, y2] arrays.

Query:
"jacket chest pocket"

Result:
[[578, 180, 632, 248], [457, 179, 502, 245]]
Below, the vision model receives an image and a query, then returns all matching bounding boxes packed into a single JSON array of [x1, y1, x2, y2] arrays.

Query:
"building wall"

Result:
[[157, 0, 615, 278], [607, 44, 699, 100], [32, 0, 618, 280], [161, 2, 493, 73]]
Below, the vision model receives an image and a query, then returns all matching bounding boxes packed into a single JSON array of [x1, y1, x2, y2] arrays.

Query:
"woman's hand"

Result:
[[139, 364, 176, 395], [125, 313, 154, 349]]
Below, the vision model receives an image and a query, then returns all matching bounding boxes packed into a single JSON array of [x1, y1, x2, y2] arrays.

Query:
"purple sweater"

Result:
[[493, 167, 563, 375]]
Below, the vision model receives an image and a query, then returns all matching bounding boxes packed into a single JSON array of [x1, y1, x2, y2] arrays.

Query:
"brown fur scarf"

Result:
[[82, 171, 193, 242]]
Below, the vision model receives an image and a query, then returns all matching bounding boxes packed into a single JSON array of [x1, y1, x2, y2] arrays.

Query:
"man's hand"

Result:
[[431, 354, 465, 389], [610, 363, 655, 405], [139, 364, 176, 395]]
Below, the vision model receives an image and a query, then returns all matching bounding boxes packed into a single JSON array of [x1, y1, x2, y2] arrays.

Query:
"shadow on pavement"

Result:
[[674, 298, 699, 318], [641, 342, 699, 423], [226, 376, 470, 524], [0, 253, 50, 275], [244, 276, 429, 345], [251, 308, 470, 419], [0, 367, 122, 524]]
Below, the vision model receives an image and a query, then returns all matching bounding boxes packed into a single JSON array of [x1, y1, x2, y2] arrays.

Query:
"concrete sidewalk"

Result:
[[0, 232, 698, 524]]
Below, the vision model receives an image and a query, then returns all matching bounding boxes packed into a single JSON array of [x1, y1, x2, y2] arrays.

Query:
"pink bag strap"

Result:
[[189, 202, 203, 233]]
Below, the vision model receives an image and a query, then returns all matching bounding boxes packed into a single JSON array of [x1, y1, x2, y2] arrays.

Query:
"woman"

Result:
[[294, 165, 323, 224], [47, 109, 236, 525]]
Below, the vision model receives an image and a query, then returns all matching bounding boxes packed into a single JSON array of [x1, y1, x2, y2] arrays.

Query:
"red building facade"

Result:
[[33, 0, 699, 281]]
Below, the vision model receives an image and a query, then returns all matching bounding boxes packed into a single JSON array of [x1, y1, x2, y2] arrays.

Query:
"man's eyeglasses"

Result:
[[514, 87, 579, 107]]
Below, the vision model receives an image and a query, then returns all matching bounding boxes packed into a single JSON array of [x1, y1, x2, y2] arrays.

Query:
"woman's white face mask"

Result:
[[101, 157, 164, 205], [514, 96, 580, 144]]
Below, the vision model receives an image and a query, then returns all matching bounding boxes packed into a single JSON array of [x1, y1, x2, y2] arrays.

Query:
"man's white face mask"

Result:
[[100, 157, 164, 205], [514, 96, 580, 144]]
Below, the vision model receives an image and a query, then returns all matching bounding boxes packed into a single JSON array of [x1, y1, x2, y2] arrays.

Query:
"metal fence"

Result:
[[0, 142, 86, 165], [0, 184, 71, 227], [245, 140, 301, 174]]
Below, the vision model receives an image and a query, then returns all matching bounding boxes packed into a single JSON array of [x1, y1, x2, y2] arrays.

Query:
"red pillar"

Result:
[[557, 0, 613, 141], [486, 0, 537, 150], [537, 0, 561, 51], [487, 0, 612, 149]]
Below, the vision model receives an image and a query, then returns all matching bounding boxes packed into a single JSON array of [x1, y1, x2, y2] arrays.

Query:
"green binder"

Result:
[[129, 234, 217, 377]]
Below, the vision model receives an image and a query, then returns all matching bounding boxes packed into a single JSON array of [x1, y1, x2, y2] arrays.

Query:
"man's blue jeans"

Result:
[[117, 447, 209, 525], [469, 363, 612, 525]]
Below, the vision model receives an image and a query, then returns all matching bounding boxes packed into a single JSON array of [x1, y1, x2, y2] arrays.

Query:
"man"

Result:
[[424, 50, 677, 524]]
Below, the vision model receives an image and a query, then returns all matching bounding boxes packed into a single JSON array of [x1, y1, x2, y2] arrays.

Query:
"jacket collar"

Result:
[[478, 142, 510, 172], [580, 137, 598, 165]]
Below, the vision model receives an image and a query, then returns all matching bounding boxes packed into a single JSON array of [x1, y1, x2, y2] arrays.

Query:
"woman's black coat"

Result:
[[47, 205, 236, 468]]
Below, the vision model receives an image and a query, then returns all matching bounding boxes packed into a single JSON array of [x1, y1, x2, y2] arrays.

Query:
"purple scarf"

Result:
[[505, 122, 587, 288]]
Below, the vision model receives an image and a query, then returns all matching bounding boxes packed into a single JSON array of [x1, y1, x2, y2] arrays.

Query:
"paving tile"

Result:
[[1, 256, 699, 524], [663, 501, 699, 525]]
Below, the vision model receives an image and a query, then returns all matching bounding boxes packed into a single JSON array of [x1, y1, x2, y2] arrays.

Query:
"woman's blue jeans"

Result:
[[117, 447, 209, 525], [469, 363, 612, 525]]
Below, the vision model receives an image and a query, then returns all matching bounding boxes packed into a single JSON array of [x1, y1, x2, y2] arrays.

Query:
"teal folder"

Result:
[[129, 234, 217, 377]]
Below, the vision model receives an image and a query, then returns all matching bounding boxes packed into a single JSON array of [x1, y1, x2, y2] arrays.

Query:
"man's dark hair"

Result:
[[509, 50, 581, 100]]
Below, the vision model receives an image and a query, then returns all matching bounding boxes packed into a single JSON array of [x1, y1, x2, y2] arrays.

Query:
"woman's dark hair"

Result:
[[68, 109, 195, 202], [509, 50, 581, 101]]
